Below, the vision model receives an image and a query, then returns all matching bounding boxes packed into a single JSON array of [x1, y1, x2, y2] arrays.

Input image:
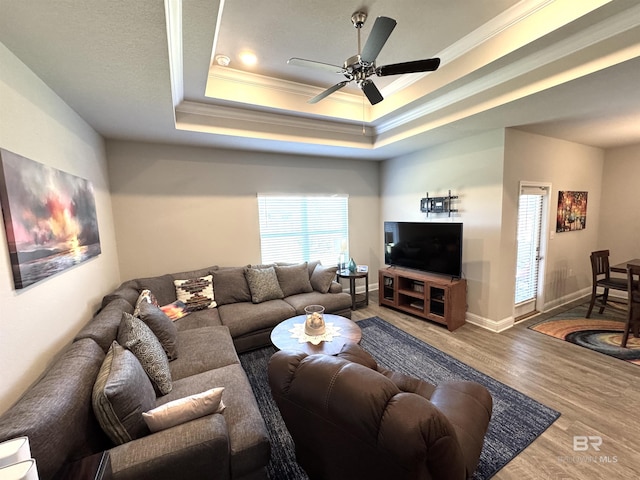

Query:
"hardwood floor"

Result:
[[351, 295, 640, 480]]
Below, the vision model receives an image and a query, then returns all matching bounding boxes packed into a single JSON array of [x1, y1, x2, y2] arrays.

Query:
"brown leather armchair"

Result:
[[268, 343, 492, 480]]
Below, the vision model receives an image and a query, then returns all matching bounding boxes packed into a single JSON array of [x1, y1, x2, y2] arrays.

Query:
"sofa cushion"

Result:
[[169, 326, 239, 380], [284, 291, 352, 315], [74, 297, 134, 353], [0, 339, 108, 480], [92, 341, 156, 445], [101, 280, 139, 309], [173, 307, 223, 331], [138, 301, 179, 360], [174, 275, 216, 311], [244, 266, 284, 303], [212, 267, 251, 305], [118, 313, 173, 395], [135, 274, 176, 306], [142, 387, 225, 433], [218, 300, 296, 338], [158, 363, 270, 479], [275, 262, 313, 297], [310, 264, 338, 293]]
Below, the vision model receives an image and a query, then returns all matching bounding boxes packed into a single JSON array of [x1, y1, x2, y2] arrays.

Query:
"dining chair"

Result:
[[622, 264, 640, 348], [586, 250, 628, 318]]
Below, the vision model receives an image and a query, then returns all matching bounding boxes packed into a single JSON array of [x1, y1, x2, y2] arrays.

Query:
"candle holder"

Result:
[[304, 305, 326, 336]]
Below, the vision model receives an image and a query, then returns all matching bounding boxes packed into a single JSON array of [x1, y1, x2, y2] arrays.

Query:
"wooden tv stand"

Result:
[[378, 267, 467, 331]]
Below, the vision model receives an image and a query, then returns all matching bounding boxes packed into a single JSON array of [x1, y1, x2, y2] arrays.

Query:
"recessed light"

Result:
[[239, 51, 257, 66], [214, 54, 231, 67]]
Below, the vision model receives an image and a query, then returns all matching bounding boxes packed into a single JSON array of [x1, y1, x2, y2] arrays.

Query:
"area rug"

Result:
[[529, 301, 640, 365], [239, 317, 560, 479]]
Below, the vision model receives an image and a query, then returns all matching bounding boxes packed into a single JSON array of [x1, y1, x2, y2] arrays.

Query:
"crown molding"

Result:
[[375, 1, 640, 135], [381, 0, 556, 98], [176, 100, 374, 137]]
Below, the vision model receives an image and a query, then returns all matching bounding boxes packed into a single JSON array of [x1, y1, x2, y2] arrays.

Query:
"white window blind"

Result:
[[257, 194, 348, 266], [514, 193, 544, 304]]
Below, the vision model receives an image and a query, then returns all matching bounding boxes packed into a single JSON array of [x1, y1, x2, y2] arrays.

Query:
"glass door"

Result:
[[514, 183, 550, 319]]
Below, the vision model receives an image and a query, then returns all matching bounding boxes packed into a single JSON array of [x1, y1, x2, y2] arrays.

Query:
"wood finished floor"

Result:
[[350, 295, 639, 480]]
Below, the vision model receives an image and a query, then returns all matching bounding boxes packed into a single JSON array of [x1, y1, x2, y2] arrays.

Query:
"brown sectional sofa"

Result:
[[0, 261, 352, 480]]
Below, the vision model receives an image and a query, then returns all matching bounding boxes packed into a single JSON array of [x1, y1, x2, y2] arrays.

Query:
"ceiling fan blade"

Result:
[[360, 16, 397, 64], [288, 57, 344, 74], [360, 80, 383, 105], [308, 81, 350, 104], [376, 58, 441, 76]]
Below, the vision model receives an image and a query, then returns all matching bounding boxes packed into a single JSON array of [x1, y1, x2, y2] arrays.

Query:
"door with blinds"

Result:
[[514, 183, 550, 320]]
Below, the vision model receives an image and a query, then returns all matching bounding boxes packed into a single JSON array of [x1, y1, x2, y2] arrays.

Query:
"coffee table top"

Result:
[[270, 314, 362, 356]]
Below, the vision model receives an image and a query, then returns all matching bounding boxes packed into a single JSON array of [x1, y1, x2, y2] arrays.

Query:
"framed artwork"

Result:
[[0, 149, 101, 289], [556, 190, 588, 233]]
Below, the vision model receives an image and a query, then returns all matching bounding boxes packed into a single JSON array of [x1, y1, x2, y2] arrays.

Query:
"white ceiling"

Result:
[[1, 0, 639, 160]]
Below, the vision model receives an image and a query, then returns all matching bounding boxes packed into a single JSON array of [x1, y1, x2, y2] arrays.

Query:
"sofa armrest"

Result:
[[109, 414, 230, 480], [328, 281, 343, 294]]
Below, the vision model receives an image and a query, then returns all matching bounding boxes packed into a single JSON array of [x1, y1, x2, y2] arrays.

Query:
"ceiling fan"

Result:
[[288, 11, 441, 105]]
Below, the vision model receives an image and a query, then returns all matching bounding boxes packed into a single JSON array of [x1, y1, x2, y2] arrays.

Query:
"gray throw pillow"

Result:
[[138, 301, 179, 361], [212, 267, 252, 305], [244, 266, 285, 303], [118, 312, 173, 395], [92, 341, 156, 445], [275, 262, 314, 297], [310, 264, 338, 293]]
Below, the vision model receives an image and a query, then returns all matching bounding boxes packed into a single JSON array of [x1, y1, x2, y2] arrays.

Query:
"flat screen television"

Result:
[[384, 221, 463, 278]]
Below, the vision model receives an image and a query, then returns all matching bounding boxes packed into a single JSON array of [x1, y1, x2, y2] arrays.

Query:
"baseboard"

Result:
[[466, 312, 514, 333]]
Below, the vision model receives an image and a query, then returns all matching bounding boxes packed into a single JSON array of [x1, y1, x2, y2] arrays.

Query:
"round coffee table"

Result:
[[270, 314, 362, 355]]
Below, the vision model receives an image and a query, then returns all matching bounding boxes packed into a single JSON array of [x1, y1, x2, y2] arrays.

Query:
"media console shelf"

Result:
[[378, 267, 467, 331]]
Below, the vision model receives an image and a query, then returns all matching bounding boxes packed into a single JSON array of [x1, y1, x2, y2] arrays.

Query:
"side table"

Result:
[[337, 269, 369, 310]]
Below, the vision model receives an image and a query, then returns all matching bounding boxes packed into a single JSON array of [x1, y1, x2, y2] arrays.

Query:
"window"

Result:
[[257, 194, 348, 266]]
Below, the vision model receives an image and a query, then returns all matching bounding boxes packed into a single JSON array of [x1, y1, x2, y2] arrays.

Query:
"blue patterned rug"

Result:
[[240, 317, 560, 479]]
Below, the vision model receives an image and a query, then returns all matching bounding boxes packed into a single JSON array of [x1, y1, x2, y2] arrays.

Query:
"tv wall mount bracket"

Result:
[[420, 190, 458, 216]]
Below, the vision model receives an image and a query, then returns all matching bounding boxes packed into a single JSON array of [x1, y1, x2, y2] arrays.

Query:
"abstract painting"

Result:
[[556, 190, 588, 233], [0, 149, 101, 289]]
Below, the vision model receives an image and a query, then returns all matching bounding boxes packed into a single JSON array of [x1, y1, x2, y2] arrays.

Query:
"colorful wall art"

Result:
[[0, 149, 101, 289], [556, 190, 588, 233]]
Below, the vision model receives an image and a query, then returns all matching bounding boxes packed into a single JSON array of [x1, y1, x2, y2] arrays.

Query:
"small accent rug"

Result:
[[529, 301, 640, 365], [240, 316, 560, 480]]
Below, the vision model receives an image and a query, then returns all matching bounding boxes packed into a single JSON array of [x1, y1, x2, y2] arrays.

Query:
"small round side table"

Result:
[[336, 269, 369, 310]]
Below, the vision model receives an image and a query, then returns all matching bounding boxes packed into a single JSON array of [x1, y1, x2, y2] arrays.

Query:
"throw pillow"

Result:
[[310, 264, 338, 293], [118, 312, 173, 395], [275, 262, 314, 297], [212, 267, 252, 305], [142, 387, 226, 433], [92, 341, 156, 445], [244, 266, 284, 303], [138, 300, 179, 361], [160, 300, 190, 321], [174, 275, 216, 311], [133, 289, 159, 317]]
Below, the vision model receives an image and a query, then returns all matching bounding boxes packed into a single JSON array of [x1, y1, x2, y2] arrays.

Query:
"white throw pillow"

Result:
[[142, 387, 226, 432]]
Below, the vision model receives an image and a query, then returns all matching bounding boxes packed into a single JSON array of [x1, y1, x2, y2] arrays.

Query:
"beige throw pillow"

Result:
[[310, 264, 338, 293], [142, 387, 226, 433], [174, 275, 216, 311]]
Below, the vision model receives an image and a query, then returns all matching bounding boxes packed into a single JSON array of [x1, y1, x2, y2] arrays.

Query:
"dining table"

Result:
[[610, 258, 640, 274]]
